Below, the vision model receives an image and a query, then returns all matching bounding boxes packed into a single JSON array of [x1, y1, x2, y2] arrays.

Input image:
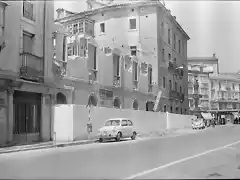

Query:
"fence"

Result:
[[53, 104, 192, 142]]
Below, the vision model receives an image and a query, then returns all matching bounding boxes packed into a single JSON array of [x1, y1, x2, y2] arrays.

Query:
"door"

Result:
[[127, 120, 134, 136], [120, 120, 128, 137]]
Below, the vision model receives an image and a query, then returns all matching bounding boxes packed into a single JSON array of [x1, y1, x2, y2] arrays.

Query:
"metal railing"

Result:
[[148, 84, 153, 93], [20, 52, 44, 82], [133, 80, 138, 90], [88, 68, 97, 82], [113, 75, 120, 87]]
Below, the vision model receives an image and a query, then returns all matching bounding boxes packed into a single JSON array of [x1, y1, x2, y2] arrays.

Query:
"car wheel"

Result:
[[131, 132, 137, 140], [99, 138, 103, 143], [116, 132, 121, 142]]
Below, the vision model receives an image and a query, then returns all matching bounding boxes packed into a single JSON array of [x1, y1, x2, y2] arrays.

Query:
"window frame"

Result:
[[121, 120, 128, 127], [22, 0, 34, 21], [129, 18, 137, 30], [130, 46, 137, 56], [0, 4, 6, 37], [127, 120, 133, 126], [100, 22, 105, 34]]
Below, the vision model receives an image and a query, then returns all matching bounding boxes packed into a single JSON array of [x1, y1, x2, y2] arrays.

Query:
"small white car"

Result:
[[192, 118, 205, 130], [98, 118, 137, 142]]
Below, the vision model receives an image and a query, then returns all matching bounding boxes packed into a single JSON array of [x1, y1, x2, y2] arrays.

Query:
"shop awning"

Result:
[[201, 112, 213, 120]]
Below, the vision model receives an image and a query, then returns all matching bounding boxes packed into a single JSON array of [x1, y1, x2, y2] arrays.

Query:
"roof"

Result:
[[210, 73, 240, 81], [55, 0, 190, 40], [188, 57, 218, 62]]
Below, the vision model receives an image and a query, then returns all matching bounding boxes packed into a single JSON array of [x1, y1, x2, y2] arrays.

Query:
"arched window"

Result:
[[170, 106, 173, 113], [133, 99, 139, 110], [113, 97, 121, 108], [163, 105, 167, 112], [56, 92, 67, 104], [146, 101, 154, 111]]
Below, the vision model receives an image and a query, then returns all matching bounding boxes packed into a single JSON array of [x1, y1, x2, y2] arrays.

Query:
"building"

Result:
[[54, 0, 190, 113], [0, 0, 66, 146], [188, 54, 219, 111]]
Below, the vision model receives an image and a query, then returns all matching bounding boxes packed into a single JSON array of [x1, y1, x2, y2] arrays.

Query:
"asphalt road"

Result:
[[0, 125, 240, 179]]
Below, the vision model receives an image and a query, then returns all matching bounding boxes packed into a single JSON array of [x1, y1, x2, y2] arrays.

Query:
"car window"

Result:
[[121, 120, 128, 126], [127, 120, 133, 126], [105, 120, 120, 126]]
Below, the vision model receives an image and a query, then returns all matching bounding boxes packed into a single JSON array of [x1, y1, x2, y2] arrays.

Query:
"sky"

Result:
[[54, 0, 240, 73]]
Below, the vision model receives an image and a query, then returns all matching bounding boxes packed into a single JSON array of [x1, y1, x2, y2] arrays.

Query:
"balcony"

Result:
[[148, 84, 153, 93], [88, 68, 97, 83], [53, 59, 67, 76], [133, 80, 138, 90], [202, 94, 209, 99], [69, 19, 94, 37], [19, 52, 44, 82], [169, 90, 182, 101], [168, 62, 183, 78], [113, 75, 120, 88]]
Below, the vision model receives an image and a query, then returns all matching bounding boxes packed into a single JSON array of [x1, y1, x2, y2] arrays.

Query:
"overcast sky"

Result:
[[54, 1, 240, 73]]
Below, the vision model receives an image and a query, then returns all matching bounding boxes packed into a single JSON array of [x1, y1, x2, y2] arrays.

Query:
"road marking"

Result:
[[125, 140, 240, 179]]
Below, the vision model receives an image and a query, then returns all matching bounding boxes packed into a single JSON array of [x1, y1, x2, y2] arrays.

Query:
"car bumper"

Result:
[[99, 132, 118, 139]]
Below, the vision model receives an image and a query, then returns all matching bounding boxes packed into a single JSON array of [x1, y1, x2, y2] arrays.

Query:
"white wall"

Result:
[[53, 105, 192, 143]]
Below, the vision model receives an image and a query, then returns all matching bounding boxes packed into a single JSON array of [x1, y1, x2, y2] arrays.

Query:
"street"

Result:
[[1, 125, 240, 179]]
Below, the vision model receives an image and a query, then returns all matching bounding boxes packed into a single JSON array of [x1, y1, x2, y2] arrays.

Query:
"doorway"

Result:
[[13, 91, 41, 144]]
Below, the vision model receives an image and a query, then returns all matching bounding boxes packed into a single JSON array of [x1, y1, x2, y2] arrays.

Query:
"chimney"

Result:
[[173, 16, 176, 20], [213, 53, 216, 57]]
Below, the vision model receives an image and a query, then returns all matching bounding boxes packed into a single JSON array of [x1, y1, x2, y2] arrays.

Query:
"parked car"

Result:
[[192, 117, 205, 130], [98, 118, 137, 142]]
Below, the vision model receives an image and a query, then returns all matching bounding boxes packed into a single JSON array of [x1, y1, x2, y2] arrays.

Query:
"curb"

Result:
[[0, 140, 98, 154]]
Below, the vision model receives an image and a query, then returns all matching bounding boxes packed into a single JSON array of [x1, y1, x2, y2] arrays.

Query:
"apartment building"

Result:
[[209, 74, 240, 111], [0, 0, 64, 146], [188, 54, 218, 111], [55, 0, 190, 113]]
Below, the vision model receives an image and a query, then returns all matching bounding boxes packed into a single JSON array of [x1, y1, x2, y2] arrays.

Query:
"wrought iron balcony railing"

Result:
[[113, 75, 120, 87], [88, 68, 97, 83], [133, 80, 138, 90], [148, 84, 153, 93], [20, 52, 44, 82]]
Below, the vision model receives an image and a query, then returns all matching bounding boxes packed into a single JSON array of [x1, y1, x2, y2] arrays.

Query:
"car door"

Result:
[[120, 120, 128, 137], [127, 120, 134, 136]]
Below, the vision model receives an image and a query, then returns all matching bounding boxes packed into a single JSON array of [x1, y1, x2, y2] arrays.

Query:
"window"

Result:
[[148, 65, 152, 85], [168, 28, 171, 45], [23, 0, 34, 21], [163, 77, 166, 88], [233, 83, 235, 90], [62, 35, 66, 61], [121, 120, 128, 126], [73, 23, 78, 34], [93, 46, 97, 70], [133, 61, 138, 81], [211, 81, 214, 88], [78, 38, 88, 57], [100, 23, 105, 33], [173, 34, 176, 49], [180, 86, 182, 93], [127, 120, 133, 126], [129, 18, 137, 30], [175, 82, 177, 91], [174, 58, 176, 64], [23, 32, 33, 53], [161, 22, 164, 36], [163, 105, 167, 112], [78, 22, 83, 33], [168, 53, 171, 61], [130, 46, 137, 56], [169, 80, 172, 90], [178, 39, 181, 54], [219, 82, 221, 89], [67, 44, 73, 56], [162, 49, 165, 62], [104, 47, 112, 55], [0, 4, 6, 37]]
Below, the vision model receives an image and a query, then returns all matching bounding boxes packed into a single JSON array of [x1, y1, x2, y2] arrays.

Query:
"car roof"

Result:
[[106, 118, 131, 121]]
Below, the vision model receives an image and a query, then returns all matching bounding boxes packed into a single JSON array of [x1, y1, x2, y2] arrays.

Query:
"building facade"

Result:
[[55, 0, 190, 113], [187, 54, 219, 111], [209, 74, 240, 112], [0, 0, 67, 146]]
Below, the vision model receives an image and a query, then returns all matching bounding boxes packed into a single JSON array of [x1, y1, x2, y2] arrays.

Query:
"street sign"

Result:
[[153, 90, 162, 112]]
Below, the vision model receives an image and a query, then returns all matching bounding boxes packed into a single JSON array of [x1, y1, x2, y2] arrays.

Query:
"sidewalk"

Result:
[[0, 139, 98, 154]]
